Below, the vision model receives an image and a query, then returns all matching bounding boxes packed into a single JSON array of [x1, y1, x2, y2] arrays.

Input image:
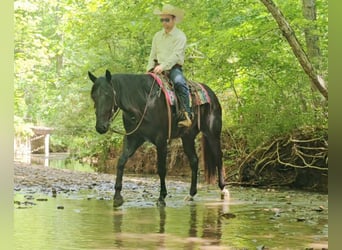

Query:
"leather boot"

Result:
[[178, 111, 192, 128]]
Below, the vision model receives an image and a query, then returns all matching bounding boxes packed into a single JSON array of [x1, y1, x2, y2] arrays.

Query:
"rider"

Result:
[[146, 4, 192, 128]]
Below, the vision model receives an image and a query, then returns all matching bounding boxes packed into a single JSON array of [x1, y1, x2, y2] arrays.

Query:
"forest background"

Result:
[[14, 0, 328, 189]]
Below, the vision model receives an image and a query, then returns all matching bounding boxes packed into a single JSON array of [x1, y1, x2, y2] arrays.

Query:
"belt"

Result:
[[172, 64, 182, 69]]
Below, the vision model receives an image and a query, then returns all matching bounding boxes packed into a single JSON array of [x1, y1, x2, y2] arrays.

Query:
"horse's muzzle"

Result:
[[96, 123, 108, 134]]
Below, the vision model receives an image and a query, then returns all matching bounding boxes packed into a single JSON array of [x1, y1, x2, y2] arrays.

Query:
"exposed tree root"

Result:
[[233, 127, 327, 192]]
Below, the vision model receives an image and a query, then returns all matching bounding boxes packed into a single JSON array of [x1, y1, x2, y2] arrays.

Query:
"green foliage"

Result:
[[14, 0, 328, 161], [14, 115, 34, 137]]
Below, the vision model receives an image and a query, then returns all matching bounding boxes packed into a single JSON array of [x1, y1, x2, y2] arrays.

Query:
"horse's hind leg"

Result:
[[201, 104, 228, 199], [114, 135, 144, 207], [203, 133, 229, 200], [181, 135, 199, 200]]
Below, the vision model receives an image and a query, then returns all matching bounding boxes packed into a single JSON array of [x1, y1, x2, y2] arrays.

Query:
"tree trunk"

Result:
[[259, 0, 328, 101], [302, 0, 321, 70], [55, 2, 63, 76]]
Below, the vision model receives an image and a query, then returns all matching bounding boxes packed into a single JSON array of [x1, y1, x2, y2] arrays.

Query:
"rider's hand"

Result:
[[153, 65, 163, 74]]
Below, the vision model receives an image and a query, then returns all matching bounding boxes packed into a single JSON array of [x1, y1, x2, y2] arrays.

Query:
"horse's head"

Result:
[[88, 70, 118, 134]]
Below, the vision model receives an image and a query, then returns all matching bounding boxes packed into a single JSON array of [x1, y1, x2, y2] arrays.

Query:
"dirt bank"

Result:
[[14, 161, 114, 193], [94, 127, 328, 193], [14, 161, 192, 200]]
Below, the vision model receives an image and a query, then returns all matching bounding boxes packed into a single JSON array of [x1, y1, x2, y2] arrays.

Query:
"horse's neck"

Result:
[[112, 74, 150, 112]]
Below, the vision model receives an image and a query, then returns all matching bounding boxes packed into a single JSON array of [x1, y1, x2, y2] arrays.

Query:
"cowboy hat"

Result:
[[153, 4, 185, 23]]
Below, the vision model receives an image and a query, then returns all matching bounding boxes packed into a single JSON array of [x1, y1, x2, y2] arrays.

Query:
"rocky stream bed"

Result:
[[14, 161, 328, 249]]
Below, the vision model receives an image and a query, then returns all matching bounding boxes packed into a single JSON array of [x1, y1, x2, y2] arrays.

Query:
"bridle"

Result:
[[108, 79, 156, 136], [108, 86, 118, 123]]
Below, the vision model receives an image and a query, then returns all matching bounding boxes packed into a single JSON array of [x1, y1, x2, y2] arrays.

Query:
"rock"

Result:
[[36, 198, 48, 201]]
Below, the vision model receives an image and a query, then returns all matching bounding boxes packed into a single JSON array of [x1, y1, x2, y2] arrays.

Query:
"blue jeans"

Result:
[[169, 67, 191, 115]]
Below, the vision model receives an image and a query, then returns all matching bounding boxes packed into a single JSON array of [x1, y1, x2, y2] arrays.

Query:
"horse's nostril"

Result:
[[96, 124, 107, 134]]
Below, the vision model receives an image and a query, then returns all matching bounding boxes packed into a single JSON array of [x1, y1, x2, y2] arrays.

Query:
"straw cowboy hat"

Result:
[[153, 4, 185, 23]]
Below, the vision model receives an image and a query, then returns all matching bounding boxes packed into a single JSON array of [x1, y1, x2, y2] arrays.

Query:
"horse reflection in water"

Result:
[[89, 70, 229, 207], [112, 200, 230, 249]]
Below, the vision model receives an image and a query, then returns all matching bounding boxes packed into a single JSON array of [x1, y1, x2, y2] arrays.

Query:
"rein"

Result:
[[109, 78, 156, 136]]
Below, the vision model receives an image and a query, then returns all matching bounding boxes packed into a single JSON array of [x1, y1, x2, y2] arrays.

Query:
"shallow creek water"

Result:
[[14, 173, 328, 250]]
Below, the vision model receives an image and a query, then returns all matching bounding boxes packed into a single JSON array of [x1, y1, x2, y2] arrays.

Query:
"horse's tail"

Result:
[[202, 134, 217, 184]]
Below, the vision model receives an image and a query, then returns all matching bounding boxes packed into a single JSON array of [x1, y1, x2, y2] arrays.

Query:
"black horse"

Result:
[[88, 69, 228, 207]]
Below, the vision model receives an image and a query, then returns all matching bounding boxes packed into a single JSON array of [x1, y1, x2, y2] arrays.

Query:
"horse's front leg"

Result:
[[113, 156, 125, 207], [156, 142, 168, 206], [113, 136, 144, 207]]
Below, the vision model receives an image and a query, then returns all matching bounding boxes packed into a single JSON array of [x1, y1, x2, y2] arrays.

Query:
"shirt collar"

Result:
[[163, 26, 177, 36]]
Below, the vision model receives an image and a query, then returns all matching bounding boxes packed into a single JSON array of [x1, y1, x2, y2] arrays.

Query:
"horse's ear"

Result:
[[88, 71, 97, 83], [105, 69, 112, 83]]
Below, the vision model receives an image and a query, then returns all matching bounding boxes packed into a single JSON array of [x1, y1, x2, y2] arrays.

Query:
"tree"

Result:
[[259, 0, 328, 100], [302, 0, 321, 68], [14, 0, 328, 161]]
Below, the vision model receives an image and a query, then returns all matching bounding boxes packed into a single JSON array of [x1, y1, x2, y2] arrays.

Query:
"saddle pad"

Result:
[[148, 73, 211, 107], [187, 80, 211, 106]]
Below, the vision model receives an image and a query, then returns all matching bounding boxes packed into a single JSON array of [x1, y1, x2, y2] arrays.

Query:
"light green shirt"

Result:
[[147, 26, 187, 71]]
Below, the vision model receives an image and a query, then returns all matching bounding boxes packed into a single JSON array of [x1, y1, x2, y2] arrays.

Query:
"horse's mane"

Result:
[[91, 73, 152, 96], [111, 74, 156, 113], [112, 74, 152, 90]]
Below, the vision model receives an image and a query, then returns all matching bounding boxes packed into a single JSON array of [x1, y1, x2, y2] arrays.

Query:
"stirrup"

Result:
[[178, 112, 192, 128]]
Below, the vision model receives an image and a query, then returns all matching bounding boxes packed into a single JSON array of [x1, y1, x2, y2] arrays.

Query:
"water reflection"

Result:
[[14, 188, 328, 249], [111, 199, 231, 249], [188, 204, 197, 237], [202, 203, 222, 245], [113, 210, 124, 248], [158, 206, 166, 234]]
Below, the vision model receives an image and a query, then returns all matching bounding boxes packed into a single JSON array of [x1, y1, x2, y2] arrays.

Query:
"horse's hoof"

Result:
[[221, 188, 230, 201], [113, 198, 124, 207], [184, 195, 194, 202], [157, 199, 166, 207]]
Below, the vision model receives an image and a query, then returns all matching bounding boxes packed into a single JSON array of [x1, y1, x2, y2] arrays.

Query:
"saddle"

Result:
[[148, 72, 211, 108]]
